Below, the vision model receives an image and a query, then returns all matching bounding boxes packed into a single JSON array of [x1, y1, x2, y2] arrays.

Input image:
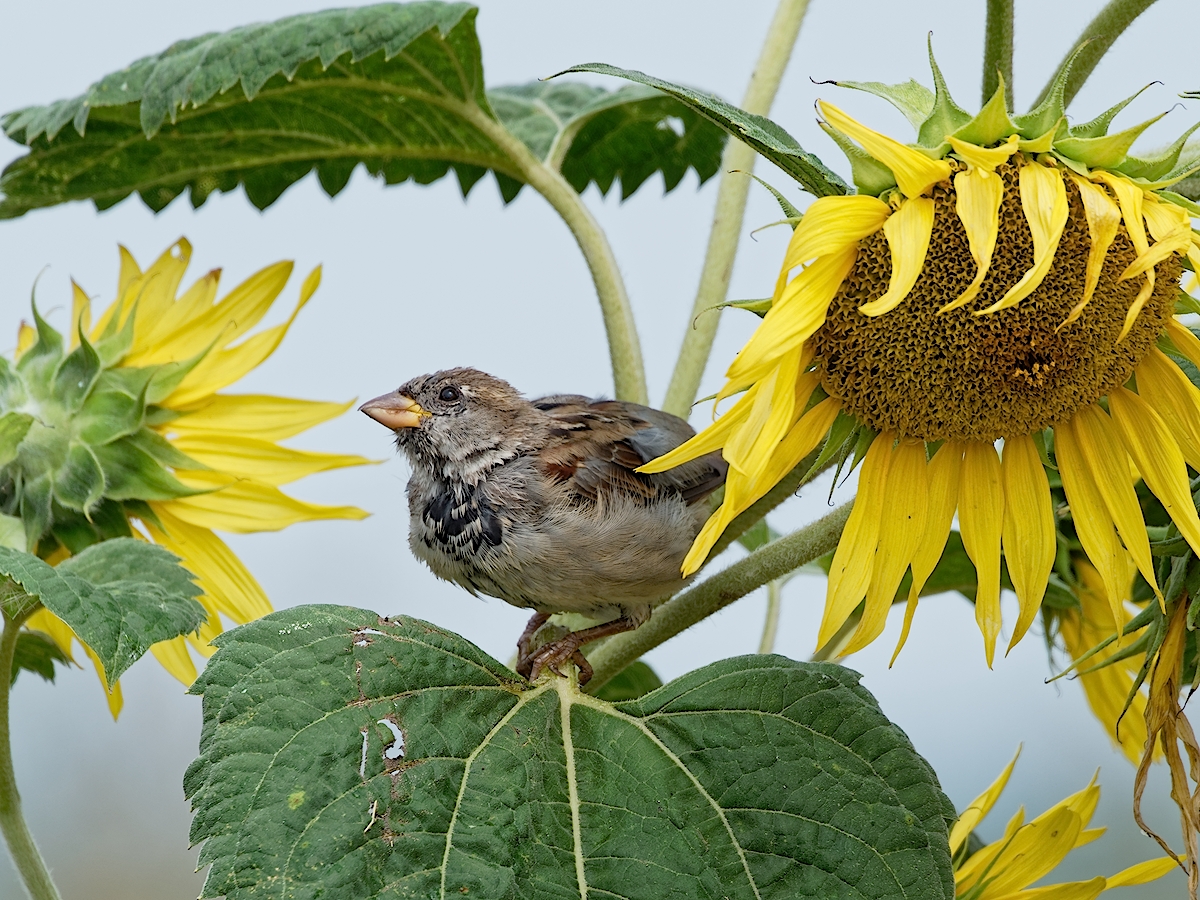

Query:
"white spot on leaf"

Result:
[[377, 719, 405, 760]]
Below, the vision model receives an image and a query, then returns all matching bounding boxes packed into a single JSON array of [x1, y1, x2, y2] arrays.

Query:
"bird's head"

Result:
[[360, 367, 541, 473]]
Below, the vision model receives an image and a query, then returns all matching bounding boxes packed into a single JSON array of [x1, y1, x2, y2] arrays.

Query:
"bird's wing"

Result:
[[532, 396, 727, 506]]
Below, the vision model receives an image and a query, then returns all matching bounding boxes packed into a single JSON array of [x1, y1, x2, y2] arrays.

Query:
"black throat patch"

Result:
[[421, 478, 503, 559]]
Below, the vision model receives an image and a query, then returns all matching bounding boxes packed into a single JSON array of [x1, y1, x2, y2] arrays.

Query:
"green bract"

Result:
[[1, 307, 201, 553]]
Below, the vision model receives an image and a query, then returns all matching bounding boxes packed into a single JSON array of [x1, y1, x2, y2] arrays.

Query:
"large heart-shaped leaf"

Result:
[[560, 62, 849, 198], [0, 2, 728, 217], [186, 605, 955, 900]]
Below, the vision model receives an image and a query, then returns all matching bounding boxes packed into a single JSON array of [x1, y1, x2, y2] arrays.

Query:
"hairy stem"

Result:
[[1033, 0, 1161, 110], [982, 0, 1014, 109], [662, 0, 812, 417], [0, 606, 62, 900], [758, 580, 783, 654], [585, 499, 853, 692], [466, 111, 647, 404]]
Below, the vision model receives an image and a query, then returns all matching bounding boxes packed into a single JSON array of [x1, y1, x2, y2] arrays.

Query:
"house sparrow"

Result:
[[360, 368, 726, 683]]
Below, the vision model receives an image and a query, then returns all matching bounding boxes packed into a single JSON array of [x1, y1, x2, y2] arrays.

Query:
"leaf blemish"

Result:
[[359, 727, 370, 778], [377, 716, 405, 760], [353, 627, 384, 647]]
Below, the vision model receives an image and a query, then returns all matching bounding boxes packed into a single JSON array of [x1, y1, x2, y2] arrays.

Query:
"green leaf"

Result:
[[92, 434, 201, 501], [562, 63, 848, 198], [11, 630, 70, 686], [51, 441, 105, 511], [835, 79, 934, 131], [0, 541, 203, 685], [591, 660, 663, 702], [1068, 84, 1151, 139], [75, 367, 153, 445], [186, 606, 955, 900], [0, 412, 34, 467], [1053, 113, 1163, 170], [51, 329, 102, 414], [737, 517, 780, 553], [952, 75, 1014, 147], [491, 81, 727, 198], [820, 121, 897, 196], [915, 39, 971, 149], [0, 4, 731, 218]]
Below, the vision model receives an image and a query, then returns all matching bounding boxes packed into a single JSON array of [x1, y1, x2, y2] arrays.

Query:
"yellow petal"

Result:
[[941, 167, 1004, 312], [817, 434, 892, 650], [162, 268, 320, 408], [729, 247, 857, 380], [957, 807, 1082, 896], [758, 396, 841, 488], [681, 477, 744, 576], [725, 359, 786, 477], [25, 608, 76, 661], [14, 322, 34, 359], [1068, 404, 1161, 603], [168, 471, 369, 533], [843, 439, 927, 654], [979, 161, 1069, 314], [959, 441, 1005, 666], [1001, 434, 1055, 651], [146, 505, 272, 623], [1167, 318, 1200, 372], [1135, 348, 1200, 471], [1055, 412, 1144, 624], [949, 745, 1021, 855], [1101, 855, 1183, 888], [996, 876, 1106, 900], [892, 442, 961, 663], [82, 643, 124, 720], [1092, 172, 1148, 254], [132, 267, 222, 356], [168, 434, 375, 486], [818, 100, 952, 198], [947, 134, 1019, 171], [1109, 386, 1200, 556], [129, 262, 294, 366], [858, 197, 934, 316], [69, 280, 92, 349], [167, 394, 357, 442], [149, 636, 198, 686], [126, 240, 194, 355], [1060, 175, 1121, 329], [639, 384, 760, 474], [774, 195, 889, 297]]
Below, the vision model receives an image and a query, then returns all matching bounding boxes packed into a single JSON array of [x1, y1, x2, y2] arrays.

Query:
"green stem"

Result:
[[982, 0, 1014, 109], [0, 607, 62, 900], [466, 110, 648, 404], [661, 0, 812, 417], [758, 580, 783, 654], [1033, 0, 1161, 110], [584, 499, 853, 692]]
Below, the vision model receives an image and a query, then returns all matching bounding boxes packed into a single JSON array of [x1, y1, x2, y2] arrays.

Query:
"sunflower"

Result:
[[9, 239, 372, 715], [951, 749, 1178, 898], [643, 50, 1200, 665]]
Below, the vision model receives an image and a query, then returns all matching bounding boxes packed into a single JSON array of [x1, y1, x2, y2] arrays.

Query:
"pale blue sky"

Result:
[[0, 1, 1194, 896]]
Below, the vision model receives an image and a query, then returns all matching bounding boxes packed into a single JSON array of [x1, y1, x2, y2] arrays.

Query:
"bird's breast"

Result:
[[410, 474, 504, 562]]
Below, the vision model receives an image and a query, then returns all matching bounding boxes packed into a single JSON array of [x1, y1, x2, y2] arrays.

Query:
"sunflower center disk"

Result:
[[813, 161, 1180, 443]]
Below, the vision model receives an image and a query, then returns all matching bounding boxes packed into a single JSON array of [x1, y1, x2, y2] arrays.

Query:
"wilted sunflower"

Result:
[[9, 239, 371, 715], [951, 750, 1178, 898], [645, 50, 1200, 665]]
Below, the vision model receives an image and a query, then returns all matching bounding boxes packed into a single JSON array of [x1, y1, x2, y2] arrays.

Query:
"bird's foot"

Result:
[[515, 611, 551, 668], [516, 615, 640, 686]]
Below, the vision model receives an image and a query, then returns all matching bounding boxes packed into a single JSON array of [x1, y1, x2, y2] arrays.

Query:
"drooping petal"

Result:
[[639, 385, 761, 474], [725, 358, 785, 477], [1102, 856, 1186, 888], [25, 608, 76, 661], [133, 268, 222, 355], [1122, 197, 1192, 281], [979, 161, 1069, 314], [166, 394, 357, 442], [758, 397, 841, 488], [1060, 175, 1121, 328], [818, 434, 892, 650], [818, 101, 952, 198], [941, 167, 1004, 311], [1109, 387, 1200, 556], [1135, 348, 1200, 471], [167, 471, 369, 533], [858, 197, 934, 316], [893, 442, 961, 663], [956, 807, 1082, 896], [69, 280, 91, 349], [959, 441, 1005, 666], [14, 322, 34, 358], [1090, 171, 1154, 341], [126, 240, 194, 354], [728, 247, 858, 380], [946, 134, 1019, 171], [1001, 433, 1055, 651], [1069, 404, 1161, 603], [844, 439, 927, 654], [1055, 412, 1143, 624], [948, 745, 1021, 855], [1166, 318, 1200, 371], [774, 195, 890, 296], [169, 435, 375, 486], [150, 636, 198, 686]]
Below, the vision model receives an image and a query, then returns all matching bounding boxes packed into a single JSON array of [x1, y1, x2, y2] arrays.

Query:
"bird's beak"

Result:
[[360, 391, 428, 430]]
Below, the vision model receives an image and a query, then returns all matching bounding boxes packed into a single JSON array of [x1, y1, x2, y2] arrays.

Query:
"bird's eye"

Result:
[[439, 386, 461, 403]]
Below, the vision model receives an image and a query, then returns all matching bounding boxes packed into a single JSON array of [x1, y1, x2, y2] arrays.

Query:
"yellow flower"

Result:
[[952, 749, 1179, 899], [1056, 560, 1151, 766], [19, 239, 372, 715], [645, 56, 1200, 666]]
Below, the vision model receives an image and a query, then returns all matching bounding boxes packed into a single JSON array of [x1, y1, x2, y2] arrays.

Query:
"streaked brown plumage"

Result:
[[360, 367, 726, 682]]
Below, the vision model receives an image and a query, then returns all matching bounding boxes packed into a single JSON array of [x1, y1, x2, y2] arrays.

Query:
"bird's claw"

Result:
[[518, 639, 592, 685]]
